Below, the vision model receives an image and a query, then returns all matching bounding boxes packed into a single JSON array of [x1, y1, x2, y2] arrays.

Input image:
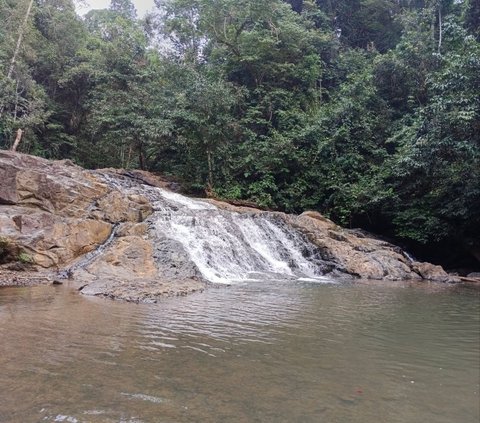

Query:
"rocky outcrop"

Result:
[[289, 211, 453, 282], [204, 205, 457, 283], [0, 151, 460, 301], [0, 151, 205, 299]]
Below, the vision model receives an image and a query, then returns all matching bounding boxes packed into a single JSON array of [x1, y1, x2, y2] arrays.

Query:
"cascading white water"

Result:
[[94, 173, 333, 284], [150, 187, 329, 284]]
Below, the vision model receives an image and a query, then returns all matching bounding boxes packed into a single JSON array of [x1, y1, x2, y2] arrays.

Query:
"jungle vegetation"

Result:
[[1, 0, 479, 268]]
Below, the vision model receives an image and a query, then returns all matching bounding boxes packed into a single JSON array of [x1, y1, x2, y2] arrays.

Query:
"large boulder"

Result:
[[288, 211, 453, 281], [0, 151, 150, 269], [77, 233, 204, 302], [0, 151, 107, 216]]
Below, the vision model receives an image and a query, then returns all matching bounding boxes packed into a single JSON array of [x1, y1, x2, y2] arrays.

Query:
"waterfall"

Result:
[[149, 188, 330, 284], [96, 173, 334, 284]]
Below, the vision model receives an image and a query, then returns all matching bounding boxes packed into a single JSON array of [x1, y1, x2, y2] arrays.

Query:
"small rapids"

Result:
[[59, 224, 120, 279], [97, 173, 333, 284]]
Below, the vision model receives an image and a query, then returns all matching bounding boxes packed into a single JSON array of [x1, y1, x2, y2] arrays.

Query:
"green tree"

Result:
[[383, 19, 480, 247], [0, 0, 49, 152], [110, 0, 137, 19], [77, 5, 156, 168], [315, 0, 404, 52], [151, 64, 240, 191], [464, 0, 480, 39]]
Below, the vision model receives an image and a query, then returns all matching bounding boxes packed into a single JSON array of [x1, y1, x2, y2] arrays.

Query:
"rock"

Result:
[[0, 269, 52, 287], [0, 151, 108, 217], [77, 236, 205, 301], [205, 198, 263, 214], [411, 262, 451, 282], [286, 213, 423, 281], [0, 159, 18, 205], [116, 222, 148, 237], [86, 236, 158, 279], [80, 277, 204, 302], [0, 151, 152, 270], [300, 211, 339, 230], [6, 262, 33, 272], [96, 191, 153, 223]]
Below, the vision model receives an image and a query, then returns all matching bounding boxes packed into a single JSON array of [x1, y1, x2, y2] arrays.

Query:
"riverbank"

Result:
[[0, 269, 53, 287]]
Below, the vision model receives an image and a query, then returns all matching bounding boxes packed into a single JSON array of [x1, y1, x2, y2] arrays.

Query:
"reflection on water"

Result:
[[0, 280, 478, 423]]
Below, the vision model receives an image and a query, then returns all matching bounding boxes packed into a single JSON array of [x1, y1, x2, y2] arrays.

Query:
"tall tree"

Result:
[[110, 0, 137, 19], [6, 0, 34, 81], [0, 0, 49, 151], [465, 0, 480, 39]]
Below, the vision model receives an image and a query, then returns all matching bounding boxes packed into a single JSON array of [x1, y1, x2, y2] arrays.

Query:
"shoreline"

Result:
[[1, 269, 478, 294], [0, 269, 54, 288]]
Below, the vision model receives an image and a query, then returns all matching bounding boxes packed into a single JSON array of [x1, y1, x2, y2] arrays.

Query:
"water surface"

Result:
[[0, 280, 478, 422]]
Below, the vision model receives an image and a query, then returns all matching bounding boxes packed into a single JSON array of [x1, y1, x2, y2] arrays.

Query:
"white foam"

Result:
[[150, 188, 326, 284]]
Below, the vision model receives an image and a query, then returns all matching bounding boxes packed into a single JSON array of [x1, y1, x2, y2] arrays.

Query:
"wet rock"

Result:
[[283, 213, 445, 282], [96, 191, 153, 223], [201, 201, 451, 282], [85, 236, 158, 279], [116, 222, 148, 237], [0, 269, 52, 287], [80, 277, 204, 302], [411, 262, 453, 283], [5, 262, 34, 272], [0, 151, 205, 300]]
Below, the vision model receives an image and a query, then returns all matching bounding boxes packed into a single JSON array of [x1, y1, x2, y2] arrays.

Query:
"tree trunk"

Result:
[[206, 148, 214, 190], [0, 0, 35, 120], [431, 6, 436, 45], [437, 6, 442, 53], [7, 0, 35, 80], [11, 128, 23, 152], [126, 145, 133, 169], [138, 143, 146, 170]]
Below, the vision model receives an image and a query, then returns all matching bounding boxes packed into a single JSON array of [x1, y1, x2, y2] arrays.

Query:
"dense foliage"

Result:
[[1, 0, 479, 267]]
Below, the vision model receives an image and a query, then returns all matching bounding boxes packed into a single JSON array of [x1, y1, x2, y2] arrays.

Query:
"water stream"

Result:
[[150, 188, 330, 283]]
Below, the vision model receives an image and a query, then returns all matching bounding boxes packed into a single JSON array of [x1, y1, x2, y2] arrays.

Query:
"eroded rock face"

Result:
[[0, 151, 112, 267], [0, 151, 458, 301], [288, 212, 452, 282], [0, 151, 205, 299], [210, 200, 456, 283]]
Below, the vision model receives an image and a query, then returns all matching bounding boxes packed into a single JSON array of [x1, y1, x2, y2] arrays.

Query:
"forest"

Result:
[[0, 0, 479, 269]]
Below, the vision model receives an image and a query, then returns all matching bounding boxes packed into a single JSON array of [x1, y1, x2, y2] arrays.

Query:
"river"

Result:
[[0, 280, 478, 423]]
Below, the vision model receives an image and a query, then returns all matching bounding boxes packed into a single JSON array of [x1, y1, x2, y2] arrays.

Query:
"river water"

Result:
[[0, 280, 478, 423]]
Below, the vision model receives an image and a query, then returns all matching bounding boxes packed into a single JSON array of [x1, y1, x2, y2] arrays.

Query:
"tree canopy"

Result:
[[0, 0, 478, 268]]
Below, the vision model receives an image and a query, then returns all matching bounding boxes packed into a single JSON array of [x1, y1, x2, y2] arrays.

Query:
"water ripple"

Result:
[[0, 282, 478, 423]]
